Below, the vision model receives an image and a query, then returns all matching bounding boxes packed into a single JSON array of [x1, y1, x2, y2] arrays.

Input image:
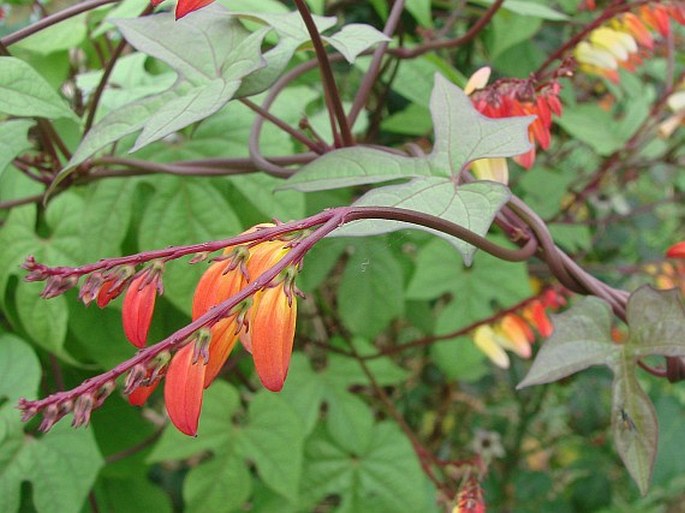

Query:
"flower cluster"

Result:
[[575, 3, 685, 83], [117, 232, 299, 436], [466, 68, 564, 170], [471, 288, 567, 369]]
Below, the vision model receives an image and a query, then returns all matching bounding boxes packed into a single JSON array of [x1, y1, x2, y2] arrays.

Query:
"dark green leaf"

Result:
[[337, 239, 404, 338], [184, 453, 252, 513], [611, 356, 658, 496]]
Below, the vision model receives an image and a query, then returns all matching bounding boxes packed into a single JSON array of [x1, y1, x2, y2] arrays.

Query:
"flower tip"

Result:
[[174, 0, 215, 19], [666, 242, 685, 259]]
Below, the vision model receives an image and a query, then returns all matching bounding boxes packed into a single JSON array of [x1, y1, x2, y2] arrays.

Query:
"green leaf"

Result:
[[303, 422, 434, 512], [233, 10, 336, 96], [626, 286, 685, 357], [323, 24, 390, 63], [0, 120, 34, 178], [518, 297, 616, 388], [337, 239, 404, 338], [79, 179, 138, 261], [333, 179, 511, 265], [13, 14, 87, 55], [61, 89, 180, 174], [487, 9, 542, 60], [611, 356, 658, 496], [184, 453, 252, 513], [138, 176, 241, 247], [1, 422, 104, 513], [0, 334, 41, 405], [236, 392, 305, 502], [230, 173, 305, 220], [405, 0, 433, 26], [76, 53, 177, 120], [93, 476, 173, 513], [0, 57, 76, 120], [555, 104, 628, 156], [284, 74, 533, 192], [283, 146, 432, 192], [15, 282, 69, 359], [472, 0, 569, 20], [114, 8, 267, 151], [407, 237, 531, 305], [326, 390, 374, 455]]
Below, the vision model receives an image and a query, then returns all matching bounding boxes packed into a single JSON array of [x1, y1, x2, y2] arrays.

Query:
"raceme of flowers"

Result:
[[470, 288, 567, 369], [466, 67, 564, 171], [83, 226, 299, 436], [575, 3, 685, 83]]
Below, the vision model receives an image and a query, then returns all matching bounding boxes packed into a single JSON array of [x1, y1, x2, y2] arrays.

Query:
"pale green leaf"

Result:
[[0, 57, 76, 120], [283, 73, 532, 191], [114, 9, 267, 150], [0, 119, 34, 178], [518, 297, 616, 388], [282, 146, 432, 192], [429, 74, 533, 169], [626, 286, 685, 357], [333, 178, 511, 265], [75, 53, 177, 120], [130, 79, 244, 152], [323, 24, 390, 63], [13, 14, 87, 54], [57, 89, 180, 189]]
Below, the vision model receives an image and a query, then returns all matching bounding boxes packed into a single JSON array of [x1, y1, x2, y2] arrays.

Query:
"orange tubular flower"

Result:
[[163, 255, 247, 435], [164, 342, 207, 436], [242, 240, 298, 392], [122, 265, 163, 348]]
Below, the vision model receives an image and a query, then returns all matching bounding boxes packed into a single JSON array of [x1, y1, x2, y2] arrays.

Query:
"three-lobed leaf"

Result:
[[519, 287, 685, 495]]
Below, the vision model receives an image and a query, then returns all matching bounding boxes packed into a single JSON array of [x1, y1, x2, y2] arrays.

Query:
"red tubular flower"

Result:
[[470, 80, 562, 170], [523, 300, 554, 338], [164, 343, 206, 436], [122, 266, 163, 348], [163, 255, 246, 434], [128, 380, 159, 406], [666, 241, 685, 259], [150, 0, 215, 20]]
